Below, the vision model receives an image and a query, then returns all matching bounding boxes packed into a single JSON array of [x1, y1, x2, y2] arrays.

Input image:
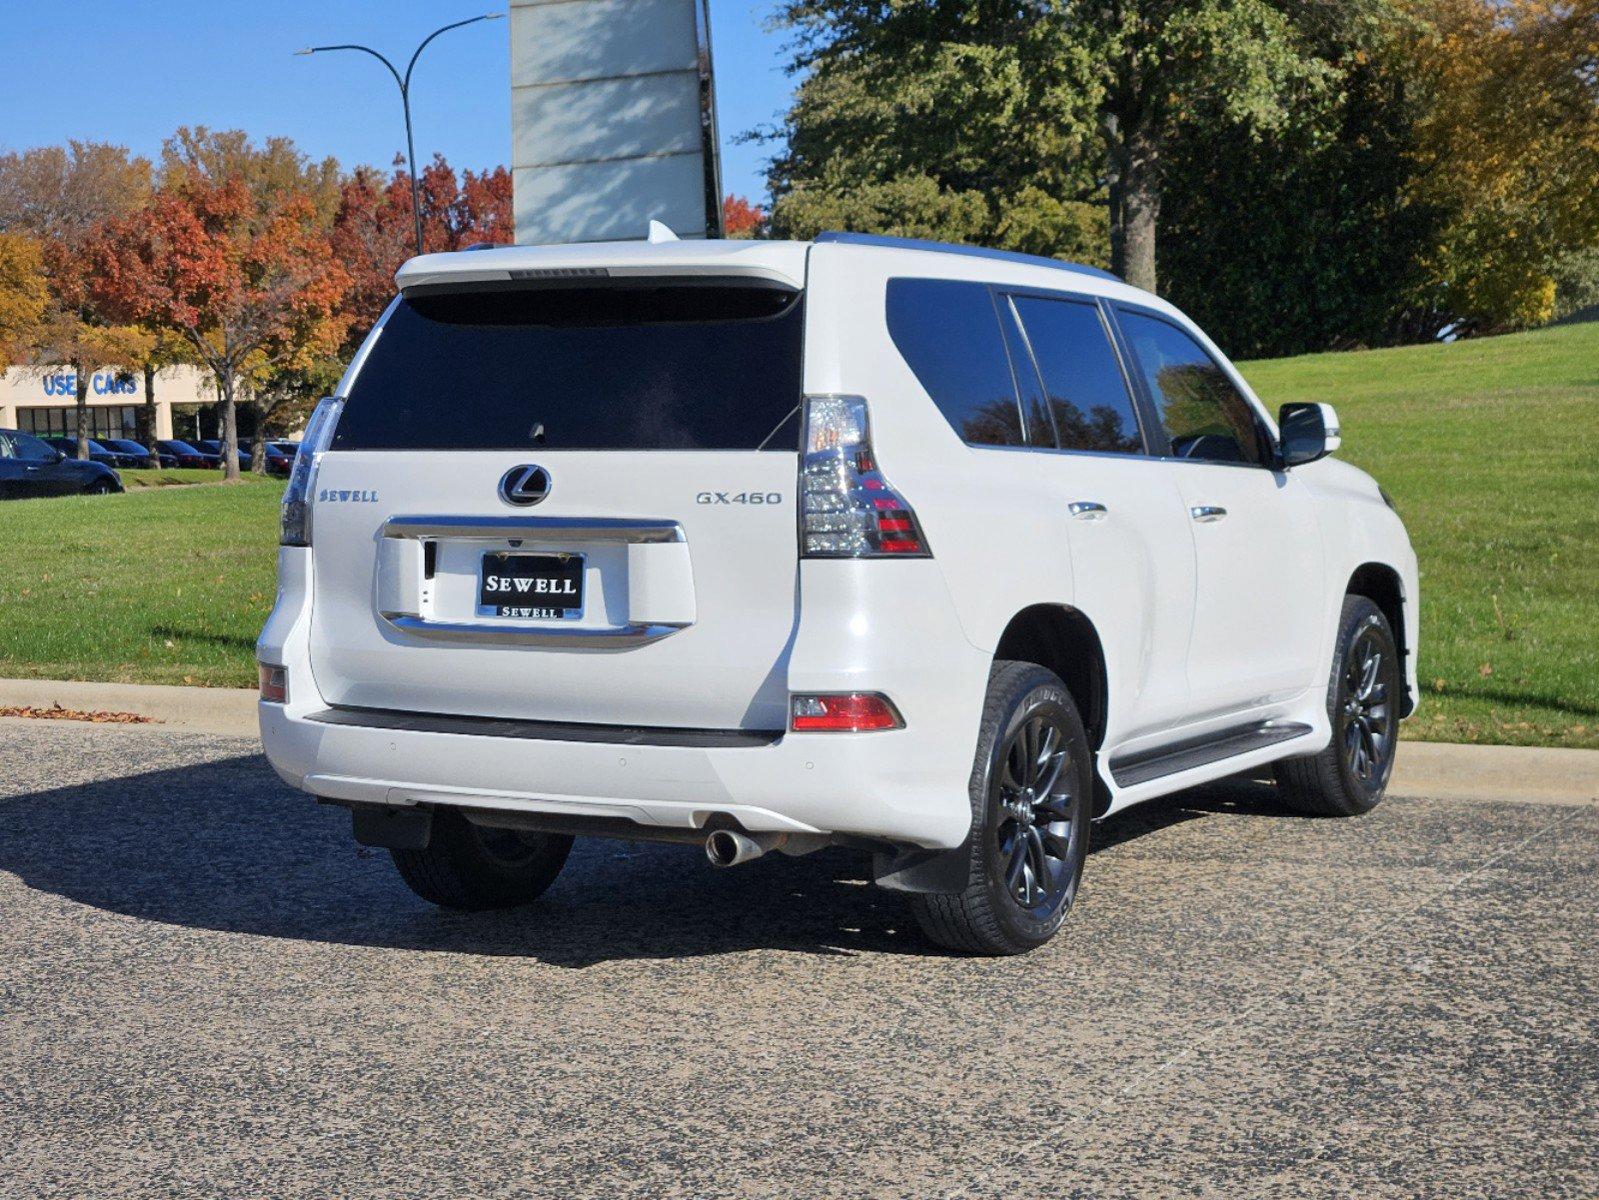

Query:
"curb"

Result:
[[1, 677, 1595, 806], [0, 677, 258, 738], [1389, 741, 1599, 806]]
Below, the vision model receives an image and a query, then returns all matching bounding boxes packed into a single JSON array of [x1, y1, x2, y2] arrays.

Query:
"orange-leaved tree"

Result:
[[92, 172, 349, 481], [330, 156, 511, 351], [722, 195, 766, 239]]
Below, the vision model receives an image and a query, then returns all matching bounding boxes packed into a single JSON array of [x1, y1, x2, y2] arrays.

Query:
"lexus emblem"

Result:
[[499, 464, 551, 507]]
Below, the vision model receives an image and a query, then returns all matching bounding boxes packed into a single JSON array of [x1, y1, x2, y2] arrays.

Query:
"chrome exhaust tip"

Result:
[[704, 829, 772, 868]]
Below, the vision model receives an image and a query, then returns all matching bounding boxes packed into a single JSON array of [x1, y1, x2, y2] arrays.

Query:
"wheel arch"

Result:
[[992, 604, 1112, 816], [1345, 562, 1412, 717]]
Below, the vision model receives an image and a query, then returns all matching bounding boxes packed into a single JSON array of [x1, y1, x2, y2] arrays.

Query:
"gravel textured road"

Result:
[[2, 717, 1595, 1199]]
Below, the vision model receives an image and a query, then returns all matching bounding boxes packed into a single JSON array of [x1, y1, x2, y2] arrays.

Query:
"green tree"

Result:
[[767, 4, 1108, 263], [768, 0, 1358, 290]]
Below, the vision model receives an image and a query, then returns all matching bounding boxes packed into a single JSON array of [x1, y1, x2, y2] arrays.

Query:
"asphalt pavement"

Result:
[[1, 717, 1595, 1199]]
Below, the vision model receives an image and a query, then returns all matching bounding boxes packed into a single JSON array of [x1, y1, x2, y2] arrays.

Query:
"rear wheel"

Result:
[[911, 661, 1093, 955], [390, 808, 573, 910], [1275, 595, 1401, 816]]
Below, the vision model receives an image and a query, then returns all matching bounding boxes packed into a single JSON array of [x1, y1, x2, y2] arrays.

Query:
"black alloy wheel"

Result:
[[912, 661, 1093, 955]]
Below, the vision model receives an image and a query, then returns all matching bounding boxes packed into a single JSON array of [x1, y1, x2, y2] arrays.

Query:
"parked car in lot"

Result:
[[258, 441, 299, 476], [258, 232, 1419, 955], [43, 436, 143, 469], [156, 439, 221, 469], [195, 438, 242, 468], [102, 438, 173, 468], [1, 429, 122, 497]]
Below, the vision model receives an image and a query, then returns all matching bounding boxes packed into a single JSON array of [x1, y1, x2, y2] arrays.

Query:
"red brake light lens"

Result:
[[790, 693, 904, 732]]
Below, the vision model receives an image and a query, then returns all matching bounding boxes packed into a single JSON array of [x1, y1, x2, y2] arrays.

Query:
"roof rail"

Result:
[[814, 231, 1121, 283]]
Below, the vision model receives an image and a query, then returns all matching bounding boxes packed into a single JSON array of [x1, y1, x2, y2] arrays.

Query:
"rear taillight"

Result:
[[800, 395, 929, 558], [280, 396, 343, 547], [258, 663, 288, 704], [790, 692, 904, 732]]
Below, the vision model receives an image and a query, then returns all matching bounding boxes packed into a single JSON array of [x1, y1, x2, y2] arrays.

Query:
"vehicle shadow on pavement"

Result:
[[0, 752, 1286, 965]]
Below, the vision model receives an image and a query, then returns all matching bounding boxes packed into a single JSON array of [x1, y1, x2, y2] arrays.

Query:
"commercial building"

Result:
[[1, 364, 216, 442]]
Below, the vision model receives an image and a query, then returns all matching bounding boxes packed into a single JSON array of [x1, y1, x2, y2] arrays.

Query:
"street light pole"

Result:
[[297, 12, 504, 257]]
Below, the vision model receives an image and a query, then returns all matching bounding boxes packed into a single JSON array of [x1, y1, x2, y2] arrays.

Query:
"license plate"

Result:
[[477, 552, 584, 619]]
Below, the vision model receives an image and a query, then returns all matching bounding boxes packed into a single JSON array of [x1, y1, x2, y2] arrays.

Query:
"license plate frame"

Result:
[[476, 551, 585, 620]]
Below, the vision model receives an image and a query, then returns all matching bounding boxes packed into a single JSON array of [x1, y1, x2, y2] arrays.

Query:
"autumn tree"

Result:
[[0, 141, 155, 456], [1403, 0, 1599, 329], [723, 195, 767, 239], [162, 126, 345, 227], [92, 172, 349, 481], [330, 155, 512, 348], [123, 332, 193, 462], [0, 234, 48, 371]]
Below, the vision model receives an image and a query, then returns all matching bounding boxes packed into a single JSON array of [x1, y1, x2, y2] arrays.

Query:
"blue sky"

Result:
[[0, 1, 794, 202]]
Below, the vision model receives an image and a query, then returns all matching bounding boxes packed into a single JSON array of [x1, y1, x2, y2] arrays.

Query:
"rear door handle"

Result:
[[1190, 505, 1228, 523], [1068, 501, 1108, 522]]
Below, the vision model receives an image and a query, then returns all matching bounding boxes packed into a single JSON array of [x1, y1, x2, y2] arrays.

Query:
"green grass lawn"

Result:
[[1241, 321, 1599, 748], [0, 477, 283, 688], [1, 322, 1595, 747], [119, 468, 234, 489]]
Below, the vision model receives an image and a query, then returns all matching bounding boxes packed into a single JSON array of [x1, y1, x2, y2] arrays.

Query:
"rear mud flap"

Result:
[[871, 840, 971, 895], [350, 804, 434, 851]]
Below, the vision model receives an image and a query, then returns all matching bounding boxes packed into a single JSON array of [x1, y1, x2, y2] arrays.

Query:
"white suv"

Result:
[[258, 232, 1418, 955]]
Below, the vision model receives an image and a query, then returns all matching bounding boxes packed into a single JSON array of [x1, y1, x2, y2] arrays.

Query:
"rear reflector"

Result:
[[790, 692, 904, 732], [258, 663, 288, 704]]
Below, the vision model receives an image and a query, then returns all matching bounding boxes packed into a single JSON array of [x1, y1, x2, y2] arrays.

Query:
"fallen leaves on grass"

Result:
[[0, 703, 155, 725]]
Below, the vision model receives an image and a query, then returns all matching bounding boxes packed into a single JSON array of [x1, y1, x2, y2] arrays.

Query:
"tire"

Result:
[[910, 661, 1094, 955], [83, 479, 114, 496], [390, 808, 573, 911], [1275, 595, 1402, 817]]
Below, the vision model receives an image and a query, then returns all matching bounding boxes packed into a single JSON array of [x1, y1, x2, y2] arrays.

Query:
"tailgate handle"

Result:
[[381, 515, 684, 543]]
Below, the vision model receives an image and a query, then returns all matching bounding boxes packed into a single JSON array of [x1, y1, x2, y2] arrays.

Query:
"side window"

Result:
[[1010, 295, 1145, 455], [1118, 310, 1266, 466], [886, 278, 1024, 448], [0, 435, 13, 459], [15, 434, 57, 461]]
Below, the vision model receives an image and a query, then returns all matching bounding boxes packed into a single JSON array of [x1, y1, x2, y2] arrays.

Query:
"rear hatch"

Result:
[[308, 272, 807, 731]]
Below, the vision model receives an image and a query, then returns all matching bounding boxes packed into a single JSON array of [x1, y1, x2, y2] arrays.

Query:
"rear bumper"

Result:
[[260, 700, 974, 849], [258, 547, 989, 850]]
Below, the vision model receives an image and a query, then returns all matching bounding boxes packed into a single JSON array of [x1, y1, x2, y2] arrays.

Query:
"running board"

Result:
[[1109, 721, 1314, 788]]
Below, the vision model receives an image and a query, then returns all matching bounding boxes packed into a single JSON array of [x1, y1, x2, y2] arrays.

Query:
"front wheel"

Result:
[[390, 808, 573, 910], [910, 661, 1093, 955], [83, 479, 115, 495], [1275, 594, 1402, 816]]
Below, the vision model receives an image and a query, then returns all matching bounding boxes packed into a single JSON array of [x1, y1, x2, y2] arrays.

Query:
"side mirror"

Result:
[[1279, 402, 1340, 466], [53, 449, 66, 463]]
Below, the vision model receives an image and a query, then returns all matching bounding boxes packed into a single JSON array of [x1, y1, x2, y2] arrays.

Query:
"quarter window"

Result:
[[886, 278, 1024, 448], [1010, 296, 1144, 455], [1118, 310, 1267, 466]]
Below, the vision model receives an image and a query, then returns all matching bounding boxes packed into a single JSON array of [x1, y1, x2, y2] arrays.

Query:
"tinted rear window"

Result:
[[333, 284, 805, 452]]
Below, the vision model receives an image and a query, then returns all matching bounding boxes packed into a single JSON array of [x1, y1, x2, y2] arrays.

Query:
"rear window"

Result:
[[333, 283, 805, 452]]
